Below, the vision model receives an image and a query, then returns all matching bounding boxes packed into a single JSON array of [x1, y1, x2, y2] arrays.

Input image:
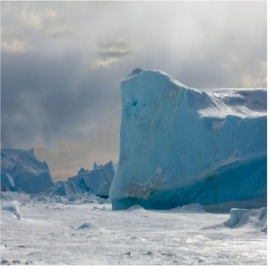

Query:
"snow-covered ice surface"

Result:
[[0, 192, 267, 265]]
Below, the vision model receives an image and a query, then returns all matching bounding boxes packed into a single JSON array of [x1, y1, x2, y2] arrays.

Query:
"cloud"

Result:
[[1, 1, 266, 180], [34, 120, 120, 180], [92, 57, 120, 68], [92, 40, 136, 68], [1, 1, 67, 37], [239, 60, 267, 88], [1, 51, 104, 144], [98, 40, 135, 58], [21, 8, 66, 37], [1, 27, 31, 53]]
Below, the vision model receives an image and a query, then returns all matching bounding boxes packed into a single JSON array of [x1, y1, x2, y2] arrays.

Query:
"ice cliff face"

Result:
[[109, 69, 267, 210], [1, 148, 54, 194]]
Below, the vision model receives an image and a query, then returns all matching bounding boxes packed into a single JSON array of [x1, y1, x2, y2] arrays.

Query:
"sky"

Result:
[[1, 1, 267, 181]]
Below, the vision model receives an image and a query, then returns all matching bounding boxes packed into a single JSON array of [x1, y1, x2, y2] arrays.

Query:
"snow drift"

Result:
[[1, 149, 54, 194], [110, 68, 267, 210]]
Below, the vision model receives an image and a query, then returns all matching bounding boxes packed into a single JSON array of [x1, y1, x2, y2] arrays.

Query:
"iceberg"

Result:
[[43, 180, 80, 198], [68, 161, 117, 198], [1, 148, 54, 194], [109, 69, 267, 210]]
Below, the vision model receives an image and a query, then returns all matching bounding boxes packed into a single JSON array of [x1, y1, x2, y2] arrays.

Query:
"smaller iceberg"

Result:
[[1, 148, 54, 194], [68, 161, 117, 198]]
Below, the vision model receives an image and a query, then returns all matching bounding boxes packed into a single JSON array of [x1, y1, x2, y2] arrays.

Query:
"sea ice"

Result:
[[0, 191, 267, 264]]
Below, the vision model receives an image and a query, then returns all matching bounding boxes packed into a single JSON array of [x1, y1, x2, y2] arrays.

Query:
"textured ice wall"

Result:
[[110, 69, 267, 210]]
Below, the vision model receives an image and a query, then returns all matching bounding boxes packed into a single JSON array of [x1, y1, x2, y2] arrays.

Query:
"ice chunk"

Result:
[[110, 69, 266, 210], [226, 207, 267, 231], [230, 208, 248, 226], [1, 200, 22, 220]]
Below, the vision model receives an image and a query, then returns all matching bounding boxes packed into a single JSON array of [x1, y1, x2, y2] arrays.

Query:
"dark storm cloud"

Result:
[[1, 50, 122, 147], [1, 1, 266, 180]]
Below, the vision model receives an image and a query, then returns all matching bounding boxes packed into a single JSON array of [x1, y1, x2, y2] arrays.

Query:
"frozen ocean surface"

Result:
[[110, 69, 267, 210], [0, 192, 267, 265]]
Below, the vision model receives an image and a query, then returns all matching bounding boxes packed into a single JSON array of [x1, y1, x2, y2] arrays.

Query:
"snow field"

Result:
[[0, 193, 267, 265]]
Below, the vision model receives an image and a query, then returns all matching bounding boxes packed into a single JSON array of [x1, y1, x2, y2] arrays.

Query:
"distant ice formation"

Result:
[[1, 148, 54, 194], [68, 161, 117, 198], [43, 180, 80, 198], [110, 69, 267, 210]]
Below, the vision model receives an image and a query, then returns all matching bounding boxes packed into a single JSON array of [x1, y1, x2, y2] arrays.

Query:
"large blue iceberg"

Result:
[[109, 69, 267, 210]]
